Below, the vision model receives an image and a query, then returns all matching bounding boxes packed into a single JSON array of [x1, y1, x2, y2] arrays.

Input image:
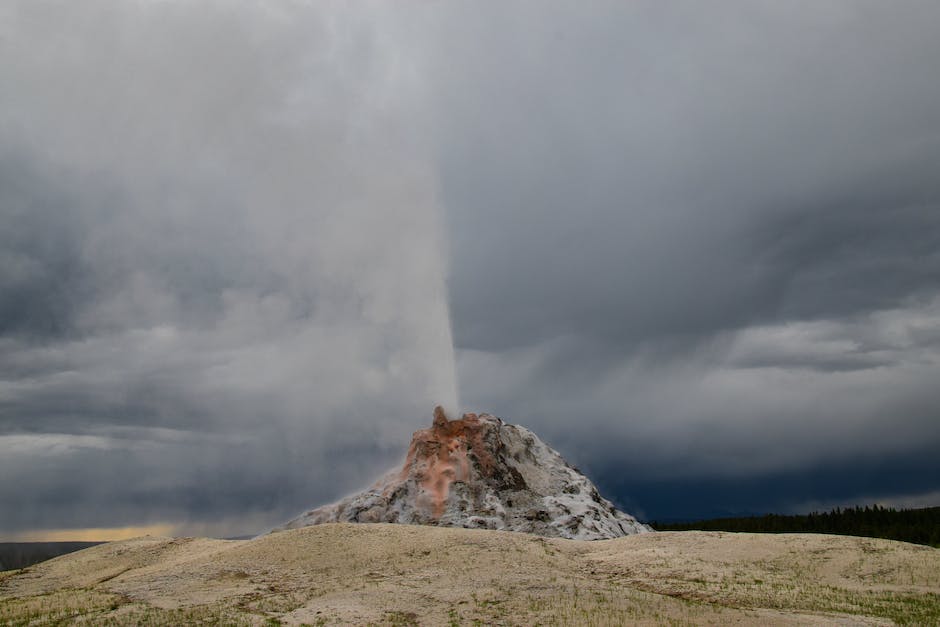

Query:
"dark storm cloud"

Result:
[[595, 444, 940, 522], [431, 1, 940, 353], [0, 152, 94, 340], [419, 1, 940, 516], [2, 0, 940, 536]]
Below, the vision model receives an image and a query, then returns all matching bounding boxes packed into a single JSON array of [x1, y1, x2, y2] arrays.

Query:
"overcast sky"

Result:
[[2, 1, 939, 538]]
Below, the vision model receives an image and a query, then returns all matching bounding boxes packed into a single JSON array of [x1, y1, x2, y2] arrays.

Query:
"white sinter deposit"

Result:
[[275, 408, 651, 540]]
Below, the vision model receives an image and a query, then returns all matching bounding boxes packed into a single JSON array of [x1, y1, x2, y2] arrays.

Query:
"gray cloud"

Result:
[[424, 1, 940, 513], [0, 1, 457, 536], [2, 0, 939, 535], [430, 2, 940, 353]]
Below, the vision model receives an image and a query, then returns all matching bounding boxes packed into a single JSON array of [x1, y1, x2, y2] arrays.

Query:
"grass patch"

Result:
[[0, 589, 254, 626]]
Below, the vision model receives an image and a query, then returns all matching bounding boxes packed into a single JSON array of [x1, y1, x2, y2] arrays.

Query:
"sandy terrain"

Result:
[[1, 523, 938, 625]]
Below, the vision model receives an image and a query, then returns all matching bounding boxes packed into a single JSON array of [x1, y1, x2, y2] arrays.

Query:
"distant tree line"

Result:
[[650, 505, 940, 548]]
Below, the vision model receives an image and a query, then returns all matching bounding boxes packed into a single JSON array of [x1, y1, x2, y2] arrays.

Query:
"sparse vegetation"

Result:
[[1, 524, 938, 625]]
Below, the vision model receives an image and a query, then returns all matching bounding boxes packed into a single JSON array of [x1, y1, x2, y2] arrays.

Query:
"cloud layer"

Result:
[[2, 1, 939, 534], [0, 1, 457, 536], [430, 1, 940, 518]]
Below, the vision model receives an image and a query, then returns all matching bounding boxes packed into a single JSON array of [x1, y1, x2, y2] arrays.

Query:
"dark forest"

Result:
[[652, 505, 940, 548]]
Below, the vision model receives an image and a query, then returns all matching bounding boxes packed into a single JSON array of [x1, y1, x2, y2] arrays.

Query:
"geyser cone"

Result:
[[275, 407, 650, 540]]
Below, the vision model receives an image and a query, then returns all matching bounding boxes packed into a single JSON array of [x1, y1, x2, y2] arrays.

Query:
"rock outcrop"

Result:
[[275, 407, 650, 540]]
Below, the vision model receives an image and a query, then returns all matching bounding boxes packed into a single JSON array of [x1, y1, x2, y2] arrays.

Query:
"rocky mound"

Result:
[[275, 407, 650, 539]]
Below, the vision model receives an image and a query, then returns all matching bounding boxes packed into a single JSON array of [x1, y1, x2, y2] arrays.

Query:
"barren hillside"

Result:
[[2, 524, 938, 625]]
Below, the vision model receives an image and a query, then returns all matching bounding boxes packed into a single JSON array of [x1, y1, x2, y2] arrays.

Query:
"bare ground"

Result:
[[1, 524, 938, 625]]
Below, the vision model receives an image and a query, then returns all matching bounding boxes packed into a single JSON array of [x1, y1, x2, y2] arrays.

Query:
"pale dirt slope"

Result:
[[2, 524, 939, 625]]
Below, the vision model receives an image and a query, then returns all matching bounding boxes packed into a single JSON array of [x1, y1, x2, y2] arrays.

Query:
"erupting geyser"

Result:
[[275, 407, 650, 540]]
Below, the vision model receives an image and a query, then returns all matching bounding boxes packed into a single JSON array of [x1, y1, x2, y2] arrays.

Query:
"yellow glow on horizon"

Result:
[[10, 524, 176, 542]]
